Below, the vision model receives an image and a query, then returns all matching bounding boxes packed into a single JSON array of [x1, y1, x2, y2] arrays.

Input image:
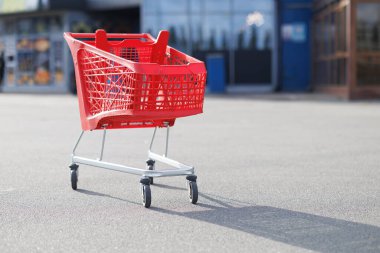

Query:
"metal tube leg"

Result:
[[70, 131, 84, 180], [98, 128, 107, 161], [165, 125, 170, 157], [149, 127, 158, 151], [72, 131, 84, 157]]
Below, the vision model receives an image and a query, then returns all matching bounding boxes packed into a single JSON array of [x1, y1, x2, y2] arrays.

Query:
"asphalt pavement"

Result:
[[0, 93, 379, 252]]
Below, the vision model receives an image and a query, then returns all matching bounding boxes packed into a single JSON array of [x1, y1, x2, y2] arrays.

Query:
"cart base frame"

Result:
[[69, 125, 198, 208], [71, 154, 194, 178]]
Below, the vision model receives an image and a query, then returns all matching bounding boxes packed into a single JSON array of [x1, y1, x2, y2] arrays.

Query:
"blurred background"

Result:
[[0, 0, 379, 99]]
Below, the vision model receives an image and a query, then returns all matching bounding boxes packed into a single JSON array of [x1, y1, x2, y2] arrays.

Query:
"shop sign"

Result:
[[0, 0, 46, 14], [282, 23, 307, 43]]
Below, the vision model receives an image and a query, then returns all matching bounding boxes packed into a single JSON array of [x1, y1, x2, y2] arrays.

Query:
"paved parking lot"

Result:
[[0, 94, 379, 252]]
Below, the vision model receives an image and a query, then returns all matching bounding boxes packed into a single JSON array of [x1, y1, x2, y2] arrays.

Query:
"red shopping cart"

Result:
[[64, 29, 206, 208]]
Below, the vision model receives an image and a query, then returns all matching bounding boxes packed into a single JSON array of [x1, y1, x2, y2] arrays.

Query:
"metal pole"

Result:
[[165, 126, 170, 157], [229, 0, 234, 85], [149, 127, 157, 151], [99, 128, 107, 161], [72, 131, 84, 156]]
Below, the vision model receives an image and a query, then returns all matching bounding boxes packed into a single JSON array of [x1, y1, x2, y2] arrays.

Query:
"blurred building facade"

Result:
[[313, 0, 380, 99], [0, 0, 86, 93], [142, 0, 278, 92], [0, 0, 138, 93], [0, 0, 378, 99], [280, 0, 312, 92]]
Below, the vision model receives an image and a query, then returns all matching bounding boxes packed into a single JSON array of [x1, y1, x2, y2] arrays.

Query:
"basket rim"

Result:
[[63, 32, 205, 71]]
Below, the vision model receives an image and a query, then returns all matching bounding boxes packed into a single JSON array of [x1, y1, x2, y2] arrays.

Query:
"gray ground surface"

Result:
[[0, 94, 379, 253]]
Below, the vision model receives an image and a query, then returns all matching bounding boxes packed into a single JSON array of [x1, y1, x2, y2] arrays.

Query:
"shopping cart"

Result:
[[64, 29, 206, 208]]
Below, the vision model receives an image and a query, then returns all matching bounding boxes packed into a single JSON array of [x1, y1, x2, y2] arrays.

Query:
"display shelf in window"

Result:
[[6, 68, 15, 86], [52, 40, 64, 84]]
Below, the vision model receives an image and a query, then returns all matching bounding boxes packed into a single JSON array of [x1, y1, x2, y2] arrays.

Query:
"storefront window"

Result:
[[313, 1, 348, 87], [143, 15, 160, 37], [202, 14, 229, 51], [233, 0, 273, 12], [142, 0, 160, 14], [357, 3, 380, 51], [337, 6, 347, 52], [52, 40, 64, 84], [160, 15, 190, 52], [142, 0, 276, 86], [190, 15, 202, 51], [233, 11, 273, 84], [190, 0, 202, 13], [3, 20, 15, 35], [16, 18, 51, 86], [160, 0, 187, 13], [357, 3, 380, 85], [205, 0, 229, 13], [233, 13, 273, 51], [1, 15, 65, 88]]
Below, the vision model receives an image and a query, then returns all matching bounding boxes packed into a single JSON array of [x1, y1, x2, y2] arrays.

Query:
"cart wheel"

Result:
[[188, 181, 198, 204], [141, 184, 151, 208], [70, 168, 78, 190], [69, 164, 79, 190], [146, 159, 155, 185]]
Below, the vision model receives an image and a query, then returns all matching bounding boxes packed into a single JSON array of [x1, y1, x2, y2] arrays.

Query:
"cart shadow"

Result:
[[76, 189, 140, 205], [152, 183, 185, 191], [151, 194, 380, 253], [153, 184, 252, 208], [206, 93, 349, 103]]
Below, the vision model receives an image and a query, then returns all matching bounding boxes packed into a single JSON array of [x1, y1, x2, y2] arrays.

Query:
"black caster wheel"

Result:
[[146, 159, 155, 185], [140, 178, 151, 208], [188, 181, 198, 204], [69, 164, 79, 190], [186, 175, 198, 204], [141, 184, 151, 208]]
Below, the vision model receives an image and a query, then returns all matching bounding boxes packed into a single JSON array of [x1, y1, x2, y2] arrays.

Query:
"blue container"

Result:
[[206, 54, 225, 93]]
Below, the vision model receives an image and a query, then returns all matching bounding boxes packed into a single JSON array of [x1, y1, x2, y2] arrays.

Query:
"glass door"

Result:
[[356, 1, 380, 86], [232, 0, 276, 88], [142, 0, 277, 89]]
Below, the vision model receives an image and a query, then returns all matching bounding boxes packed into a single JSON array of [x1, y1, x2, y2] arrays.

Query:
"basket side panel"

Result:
[[134, 72, 206, 115], [64, 36, 91, 130], [77, 48, 206, 118], [109, 46, 152, 63], [78, 48, 138, 117], [164, 48, 190, 65]]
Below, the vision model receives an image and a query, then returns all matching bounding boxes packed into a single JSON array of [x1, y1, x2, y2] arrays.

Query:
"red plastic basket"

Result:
[[64, 30, 207, 130]]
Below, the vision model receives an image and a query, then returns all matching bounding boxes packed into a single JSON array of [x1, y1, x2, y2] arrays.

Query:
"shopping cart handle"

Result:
[[95, 29, 110, 52], [151, 30, 169, 64], [65, 32, 156, 43]]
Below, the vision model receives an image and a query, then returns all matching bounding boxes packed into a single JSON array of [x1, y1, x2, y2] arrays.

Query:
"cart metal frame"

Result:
[[70, 124, 199, 207], [71, 125, 196, 178]]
